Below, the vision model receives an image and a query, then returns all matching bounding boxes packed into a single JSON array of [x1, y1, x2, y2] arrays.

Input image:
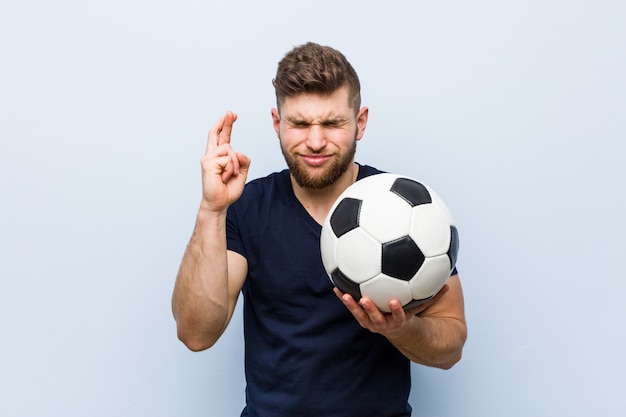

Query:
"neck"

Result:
[[291, 162, 359, 225]]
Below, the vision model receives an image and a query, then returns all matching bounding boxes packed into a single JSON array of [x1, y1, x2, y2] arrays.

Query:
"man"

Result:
[[172, 42, 467, 417]]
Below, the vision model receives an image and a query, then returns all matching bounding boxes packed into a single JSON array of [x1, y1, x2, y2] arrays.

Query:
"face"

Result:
[[272, 86, 368, 190]]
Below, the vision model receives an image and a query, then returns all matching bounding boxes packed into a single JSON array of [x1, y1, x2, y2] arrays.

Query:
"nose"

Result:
[[306, 125, 327, 151]]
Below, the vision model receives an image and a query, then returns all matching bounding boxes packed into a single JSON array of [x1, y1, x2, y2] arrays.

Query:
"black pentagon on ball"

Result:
[[330, 197, 362, 238], [330, 269, 363, 301], [390, 177, 432, 207], [381, 235, 425, 280], [448, 225, 460, 268]]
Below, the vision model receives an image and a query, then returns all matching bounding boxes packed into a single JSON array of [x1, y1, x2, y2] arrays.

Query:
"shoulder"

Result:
[[237, 169, 291, 201], [356, 163, 386, 180], [228, 169, 293, 220]]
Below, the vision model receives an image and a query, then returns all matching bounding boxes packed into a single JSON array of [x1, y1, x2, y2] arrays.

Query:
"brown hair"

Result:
[[272, 42, 361, 113]]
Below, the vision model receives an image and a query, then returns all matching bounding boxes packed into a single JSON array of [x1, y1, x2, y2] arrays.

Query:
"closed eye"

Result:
[[291, 120, 311, 128], [285, 118, 311, 129], [284, 117, 350, 129], [321, 119, 348, 128]]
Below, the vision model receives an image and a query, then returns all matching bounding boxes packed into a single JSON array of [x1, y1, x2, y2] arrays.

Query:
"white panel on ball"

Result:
[[409, 204, 452, 257], [408, 255, 451, 300], [425, 184, 456, 226], [359, 191, 413, 243], [319, 225, 339, 274], [336, 228, 382, 283], [360, 275, 413, 313]]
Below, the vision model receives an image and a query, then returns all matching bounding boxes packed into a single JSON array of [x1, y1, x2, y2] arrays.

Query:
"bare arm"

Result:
[[172, 213, 247, 351], [335, 274, 467, 369], [172, 111, 251, 352]]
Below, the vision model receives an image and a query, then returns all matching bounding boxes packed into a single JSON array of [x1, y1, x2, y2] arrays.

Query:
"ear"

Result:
[[271, 108, 281, 138], [355, 106, 369, 141]]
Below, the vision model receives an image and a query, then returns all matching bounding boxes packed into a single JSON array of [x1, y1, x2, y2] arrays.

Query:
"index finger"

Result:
[[206, 111, 238, 153], [217, 111, 237, 146]]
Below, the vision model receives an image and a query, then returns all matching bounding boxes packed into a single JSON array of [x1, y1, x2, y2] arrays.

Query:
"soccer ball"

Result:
[[320, 173, 459, 312]]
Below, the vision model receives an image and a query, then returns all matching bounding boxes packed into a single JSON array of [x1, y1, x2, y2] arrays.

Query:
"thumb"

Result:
[[236, 152, 251, 174]]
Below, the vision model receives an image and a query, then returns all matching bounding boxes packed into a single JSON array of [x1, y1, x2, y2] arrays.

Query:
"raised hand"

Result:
[[200, 111, 251, 213]]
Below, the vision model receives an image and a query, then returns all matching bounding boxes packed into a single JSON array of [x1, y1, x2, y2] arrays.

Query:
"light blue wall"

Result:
[[2, 1, 625, 416]]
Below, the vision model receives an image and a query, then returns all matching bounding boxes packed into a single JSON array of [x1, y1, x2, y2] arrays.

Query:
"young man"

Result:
[[172, 42, 467, 417]]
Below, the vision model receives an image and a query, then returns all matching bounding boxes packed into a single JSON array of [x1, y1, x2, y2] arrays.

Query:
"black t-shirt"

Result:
[[227, 164, 413, 417]]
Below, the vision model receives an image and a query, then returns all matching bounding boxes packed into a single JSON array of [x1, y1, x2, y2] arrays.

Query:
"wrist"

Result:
[[198, 198, 229, 217], [196, 203, 228, 228]]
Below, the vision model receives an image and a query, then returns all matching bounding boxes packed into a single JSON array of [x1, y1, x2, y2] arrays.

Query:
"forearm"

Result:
[[387, 315, 467, 369], [172, 210, 230, 351]]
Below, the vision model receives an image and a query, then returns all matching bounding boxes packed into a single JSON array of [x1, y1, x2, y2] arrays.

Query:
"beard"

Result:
[[280, 138, 357, 190]]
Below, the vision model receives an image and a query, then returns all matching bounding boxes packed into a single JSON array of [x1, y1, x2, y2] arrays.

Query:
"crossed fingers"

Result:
[[206, 111, 241, 182]]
